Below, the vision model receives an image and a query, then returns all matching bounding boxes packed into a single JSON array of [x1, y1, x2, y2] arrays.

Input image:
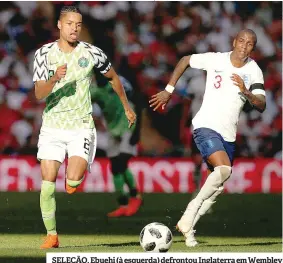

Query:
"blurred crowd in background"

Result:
[[0, 1, 282, 159]]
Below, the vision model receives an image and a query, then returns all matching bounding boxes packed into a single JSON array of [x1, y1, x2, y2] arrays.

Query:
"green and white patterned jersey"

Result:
[[33, 41, 111, 129]]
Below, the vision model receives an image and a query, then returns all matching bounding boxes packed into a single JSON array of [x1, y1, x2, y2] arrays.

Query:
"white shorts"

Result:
[[37, 126, 97, 171], [97, 131, 137, 158]]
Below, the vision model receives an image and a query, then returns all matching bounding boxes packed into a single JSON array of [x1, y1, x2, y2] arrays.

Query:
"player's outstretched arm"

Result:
[[104, 67, 136, 127], [167, 55, 191, 88], [231, 74, 266, 113], [34, 64, 67, 100], [149, 55, 191, 111]]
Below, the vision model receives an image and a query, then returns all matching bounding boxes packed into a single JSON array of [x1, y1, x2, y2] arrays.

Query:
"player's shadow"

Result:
[[61, 241, 210, 249], [61, 241, 140, 249], [173, 240, 281, 247], [44, 80, 77, 113], [174, 240, 208, 245]]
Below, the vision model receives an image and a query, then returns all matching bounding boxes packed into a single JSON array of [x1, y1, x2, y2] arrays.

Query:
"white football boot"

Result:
[[176, 223, 198, 247], [177, 199, 200, 233], [185, 229, 198, 247]]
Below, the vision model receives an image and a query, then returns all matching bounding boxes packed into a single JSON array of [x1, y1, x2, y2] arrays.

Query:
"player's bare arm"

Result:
[[168, 55, 191, 87], [35, 64, 67, 100], [104, 67, 136, 128], [149, 55, 191, 111], [231, 73, 266, 112]]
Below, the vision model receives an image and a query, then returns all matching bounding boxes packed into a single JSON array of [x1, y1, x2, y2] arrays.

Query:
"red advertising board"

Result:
[[0, 156, 281, 193]]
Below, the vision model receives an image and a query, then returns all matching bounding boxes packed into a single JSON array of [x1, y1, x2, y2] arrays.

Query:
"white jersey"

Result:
[[190, 52, 265, 142]]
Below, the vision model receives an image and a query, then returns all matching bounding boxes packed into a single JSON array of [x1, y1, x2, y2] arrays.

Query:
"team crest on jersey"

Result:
[[78, 57, 89, 68], [48, 70, 54, 79], [242, 74, 251, 86]]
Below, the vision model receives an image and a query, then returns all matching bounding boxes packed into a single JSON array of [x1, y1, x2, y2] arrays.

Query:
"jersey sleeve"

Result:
[[33, 47, 48, 82], [190, 52, 219, 70], [88, 45, 112, 74], [250, 64, 265, 96]]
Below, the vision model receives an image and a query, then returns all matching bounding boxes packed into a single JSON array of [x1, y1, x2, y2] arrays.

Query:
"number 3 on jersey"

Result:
[[214, 75, 222, 89]]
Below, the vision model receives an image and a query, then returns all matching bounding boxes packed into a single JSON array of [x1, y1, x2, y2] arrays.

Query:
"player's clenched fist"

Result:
[[54, 64, 67, 81], [125, 107, 136, 128]]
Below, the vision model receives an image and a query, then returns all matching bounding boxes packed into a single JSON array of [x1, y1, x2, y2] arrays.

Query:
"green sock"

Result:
[[40, 181, 56, 235], [113, 173, 126, 194], [123, 169, 136, 189], [67, 176, 84, 188]]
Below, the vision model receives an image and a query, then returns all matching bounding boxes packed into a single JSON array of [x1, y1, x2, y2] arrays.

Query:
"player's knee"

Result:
[[216, 185, 224, 196], [215, 165, 232, 182], [111, 158, 124, 174], [110, 155, 130, 174], [41, 167, 57, 182], [66, 170, 85, 181]]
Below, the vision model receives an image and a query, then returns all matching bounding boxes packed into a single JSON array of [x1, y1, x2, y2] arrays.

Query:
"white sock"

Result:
[[180, 166, 231, 233], [192, 185, 224, 228], [195, 166, 230, 202]]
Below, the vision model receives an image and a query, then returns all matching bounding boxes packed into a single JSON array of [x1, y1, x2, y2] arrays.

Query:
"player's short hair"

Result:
[[237, 29, 257, 47], [59, 5, 81, 19]]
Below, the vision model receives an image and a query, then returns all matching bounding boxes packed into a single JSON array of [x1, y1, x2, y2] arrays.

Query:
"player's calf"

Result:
[[196, 165, 231, 202], [192, 185, 224, 227]]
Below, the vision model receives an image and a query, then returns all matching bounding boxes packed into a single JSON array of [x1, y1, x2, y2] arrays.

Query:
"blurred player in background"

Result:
[[91, 71, 143, 217], [150, 29, 266, 247], [33, 6, 136, 249]]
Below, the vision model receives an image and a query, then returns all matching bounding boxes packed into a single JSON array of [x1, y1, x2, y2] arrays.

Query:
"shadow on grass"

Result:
[[61, 241, 140, 249], [61, 240, 281, 249], [0, 193, 281, 237], [206, 241, 282, 247]]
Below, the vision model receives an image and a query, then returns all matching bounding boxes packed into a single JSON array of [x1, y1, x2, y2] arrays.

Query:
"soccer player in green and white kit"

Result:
[[91, 72, 143, 217], [33, 6, 136, 249]]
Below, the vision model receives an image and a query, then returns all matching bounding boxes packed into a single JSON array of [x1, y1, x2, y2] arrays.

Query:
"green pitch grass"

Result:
[[0, 192, 281, 263]]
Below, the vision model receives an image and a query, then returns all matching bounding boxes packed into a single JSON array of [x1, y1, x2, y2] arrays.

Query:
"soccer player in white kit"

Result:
[[149, 29, 266, 247], [33, 6, 136, 249]]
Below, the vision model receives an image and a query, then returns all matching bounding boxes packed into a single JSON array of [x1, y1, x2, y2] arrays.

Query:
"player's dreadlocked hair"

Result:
[[59, 5, 81, 19]]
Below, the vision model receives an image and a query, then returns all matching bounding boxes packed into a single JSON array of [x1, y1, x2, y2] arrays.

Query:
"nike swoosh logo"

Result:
[[50, 62, 58, 65], [215, 70, 222, 73]]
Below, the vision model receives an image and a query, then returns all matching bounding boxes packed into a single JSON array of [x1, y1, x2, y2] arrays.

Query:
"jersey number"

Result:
[[84, 138, 90, 155], [214, 75, 222, 89]]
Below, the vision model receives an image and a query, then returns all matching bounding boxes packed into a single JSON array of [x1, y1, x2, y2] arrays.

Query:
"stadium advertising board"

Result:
[[0, 157, 281, 193]]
